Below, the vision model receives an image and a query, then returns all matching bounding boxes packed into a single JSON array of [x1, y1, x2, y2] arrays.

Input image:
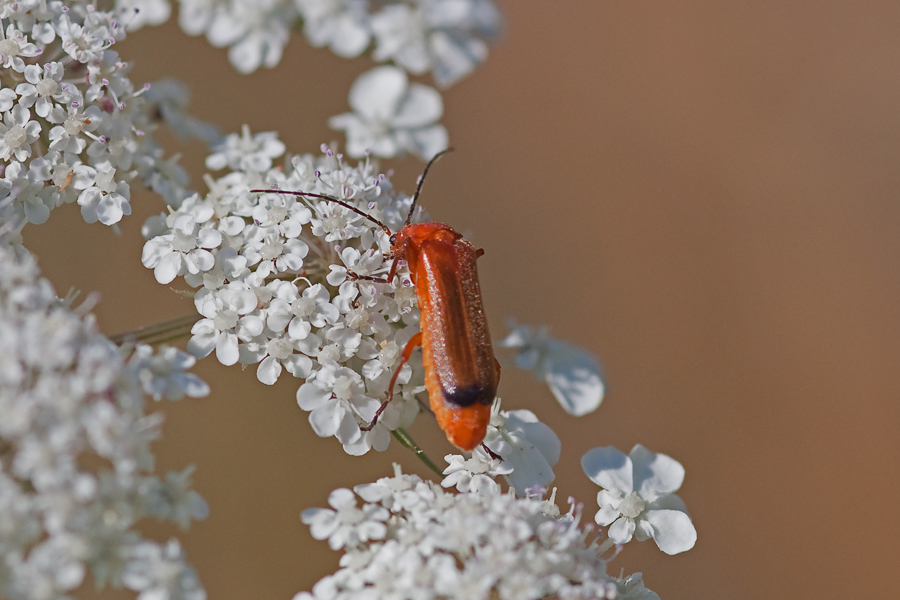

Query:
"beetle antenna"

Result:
[[250, 189, 392, 237], [406, 147, 453, 226]]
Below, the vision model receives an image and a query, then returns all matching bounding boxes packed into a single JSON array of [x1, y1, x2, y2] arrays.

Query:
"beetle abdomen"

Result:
[[414, 232, 499, 449]]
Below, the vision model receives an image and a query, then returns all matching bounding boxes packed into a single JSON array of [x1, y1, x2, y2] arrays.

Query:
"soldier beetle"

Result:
[[253, 150, 500, 450]]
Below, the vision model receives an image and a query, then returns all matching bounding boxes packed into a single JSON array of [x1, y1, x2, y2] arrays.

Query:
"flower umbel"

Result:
[[297, 466, 659, 600]]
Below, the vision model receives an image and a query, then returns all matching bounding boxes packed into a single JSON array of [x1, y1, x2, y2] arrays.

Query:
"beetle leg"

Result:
[[360, 332, 423, 431], [475, 248, 485, 258], [347, 271, 391, 284], [481, 443, 503, 461]]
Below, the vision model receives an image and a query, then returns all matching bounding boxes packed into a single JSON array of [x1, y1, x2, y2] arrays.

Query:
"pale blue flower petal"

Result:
[[581, 446, 633, 494], [607, 516, 635, 544], [630, 444, 685, 502], [644, 509, 697, 555], [543, 339, 604, 416]]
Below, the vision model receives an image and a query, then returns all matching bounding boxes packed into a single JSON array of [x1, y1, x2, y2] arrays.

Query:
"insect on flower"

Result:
[[252, 149, 500, 450]]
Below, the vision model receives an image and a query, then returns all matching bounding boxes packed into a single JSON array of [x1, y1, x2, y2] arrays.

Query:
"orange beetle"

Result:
[[254, 150, 500, 450]]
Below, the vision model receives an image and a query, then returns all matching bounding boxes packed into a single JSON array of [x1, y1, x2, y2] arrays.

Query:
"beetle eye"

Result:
[[390, 234, 397, 245]]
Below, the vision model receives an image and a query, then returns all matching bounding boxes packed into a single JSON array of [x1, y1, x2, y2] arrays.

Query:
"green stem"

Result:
[[392, 428, 443, 477], [109, 314, 198, 346]]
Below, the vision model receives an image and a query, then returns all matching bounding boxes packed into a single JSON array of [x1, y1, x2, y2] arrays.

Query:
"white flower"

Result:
[[370, 0, 503, 87], [253, 333, 315, 385], [295, 0, 371, 58], [296, 361, 380, 445], [581, 444, 697, 555], [142, 213, 222, 284], [484, 406, 561, 494], [301, 487, 389, 550], [329, 65, 448, 159], [501, 321, 605, 416], [206, 124, 286, 172], [0, 23, 41, 72], [58, 14, 111, 63], [143, 79, 221, 144], [118, 0, 173, 31], [73, 161, 133, 225], [142, 466, 210, 529], [187, 283, 265, 366], [16, 62, 67, 118], [0, 246, 207, 598], [2, 159, 51, 225], [441, 445, 510, 494], [122, 539, 206, 600], [190, 0, 293, 73], [128, 344, 211, 401], [0, 104, 40, 162]]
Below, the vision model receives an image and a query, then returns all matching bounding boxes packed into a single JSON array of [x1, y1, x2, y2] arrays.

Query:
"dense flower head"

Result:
[[143, 130, 432, 455], [0, 244, 207, 600], [297, 466, 660, 600], [0, 0, 191, 235]]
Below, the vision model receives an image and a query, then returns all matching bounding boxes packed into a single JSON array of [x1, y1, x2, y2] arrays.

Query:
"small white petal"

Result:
[[154, 252, 183, 284], [607, 516, 636, 544], [593, 503, 620, 527], [392, 83, 443, 128], [297, 383, 332, 411], [630, 444, 685, 501], [581, 446, 634, 494], [349, 66, 407, 120], [215, 331, 240, 366], [257, 356, 282, 385], [544, 340, 604, 416], [644, 509, 697, 555]]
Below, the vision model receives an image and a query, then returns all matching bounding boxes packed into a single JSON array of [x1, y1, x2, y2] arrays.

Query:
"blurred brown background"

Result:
[[23, 2, 900, 599]]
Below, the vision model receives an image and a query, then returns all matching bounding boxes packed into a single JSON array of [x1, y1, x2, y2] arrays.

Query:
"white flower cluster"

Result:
[[0, 0, 191, 238], [141, 127, 596, 477], [298, 466, 661, 600], [142, 129, 432, 455], [176, 0, 502, 87], [0, 244, 208, 600], [170, 0, 501, 158]]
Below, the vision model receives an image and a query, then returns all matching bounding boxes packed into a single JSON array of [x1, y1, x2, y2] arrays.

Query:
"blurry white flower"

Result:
[[118, 0, 173, 30], [180, 0, 293, 73], [295, 0, 371, 58], [144, 79, 221, 144], [581, 444, 697, 555], [501, 321, 605, 416], [128, 344, 211, 401], [330, 65, 448, 159], [122, 539, 206, 600], [0, 246, 207, 598], [370, 0, 503, 87]]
